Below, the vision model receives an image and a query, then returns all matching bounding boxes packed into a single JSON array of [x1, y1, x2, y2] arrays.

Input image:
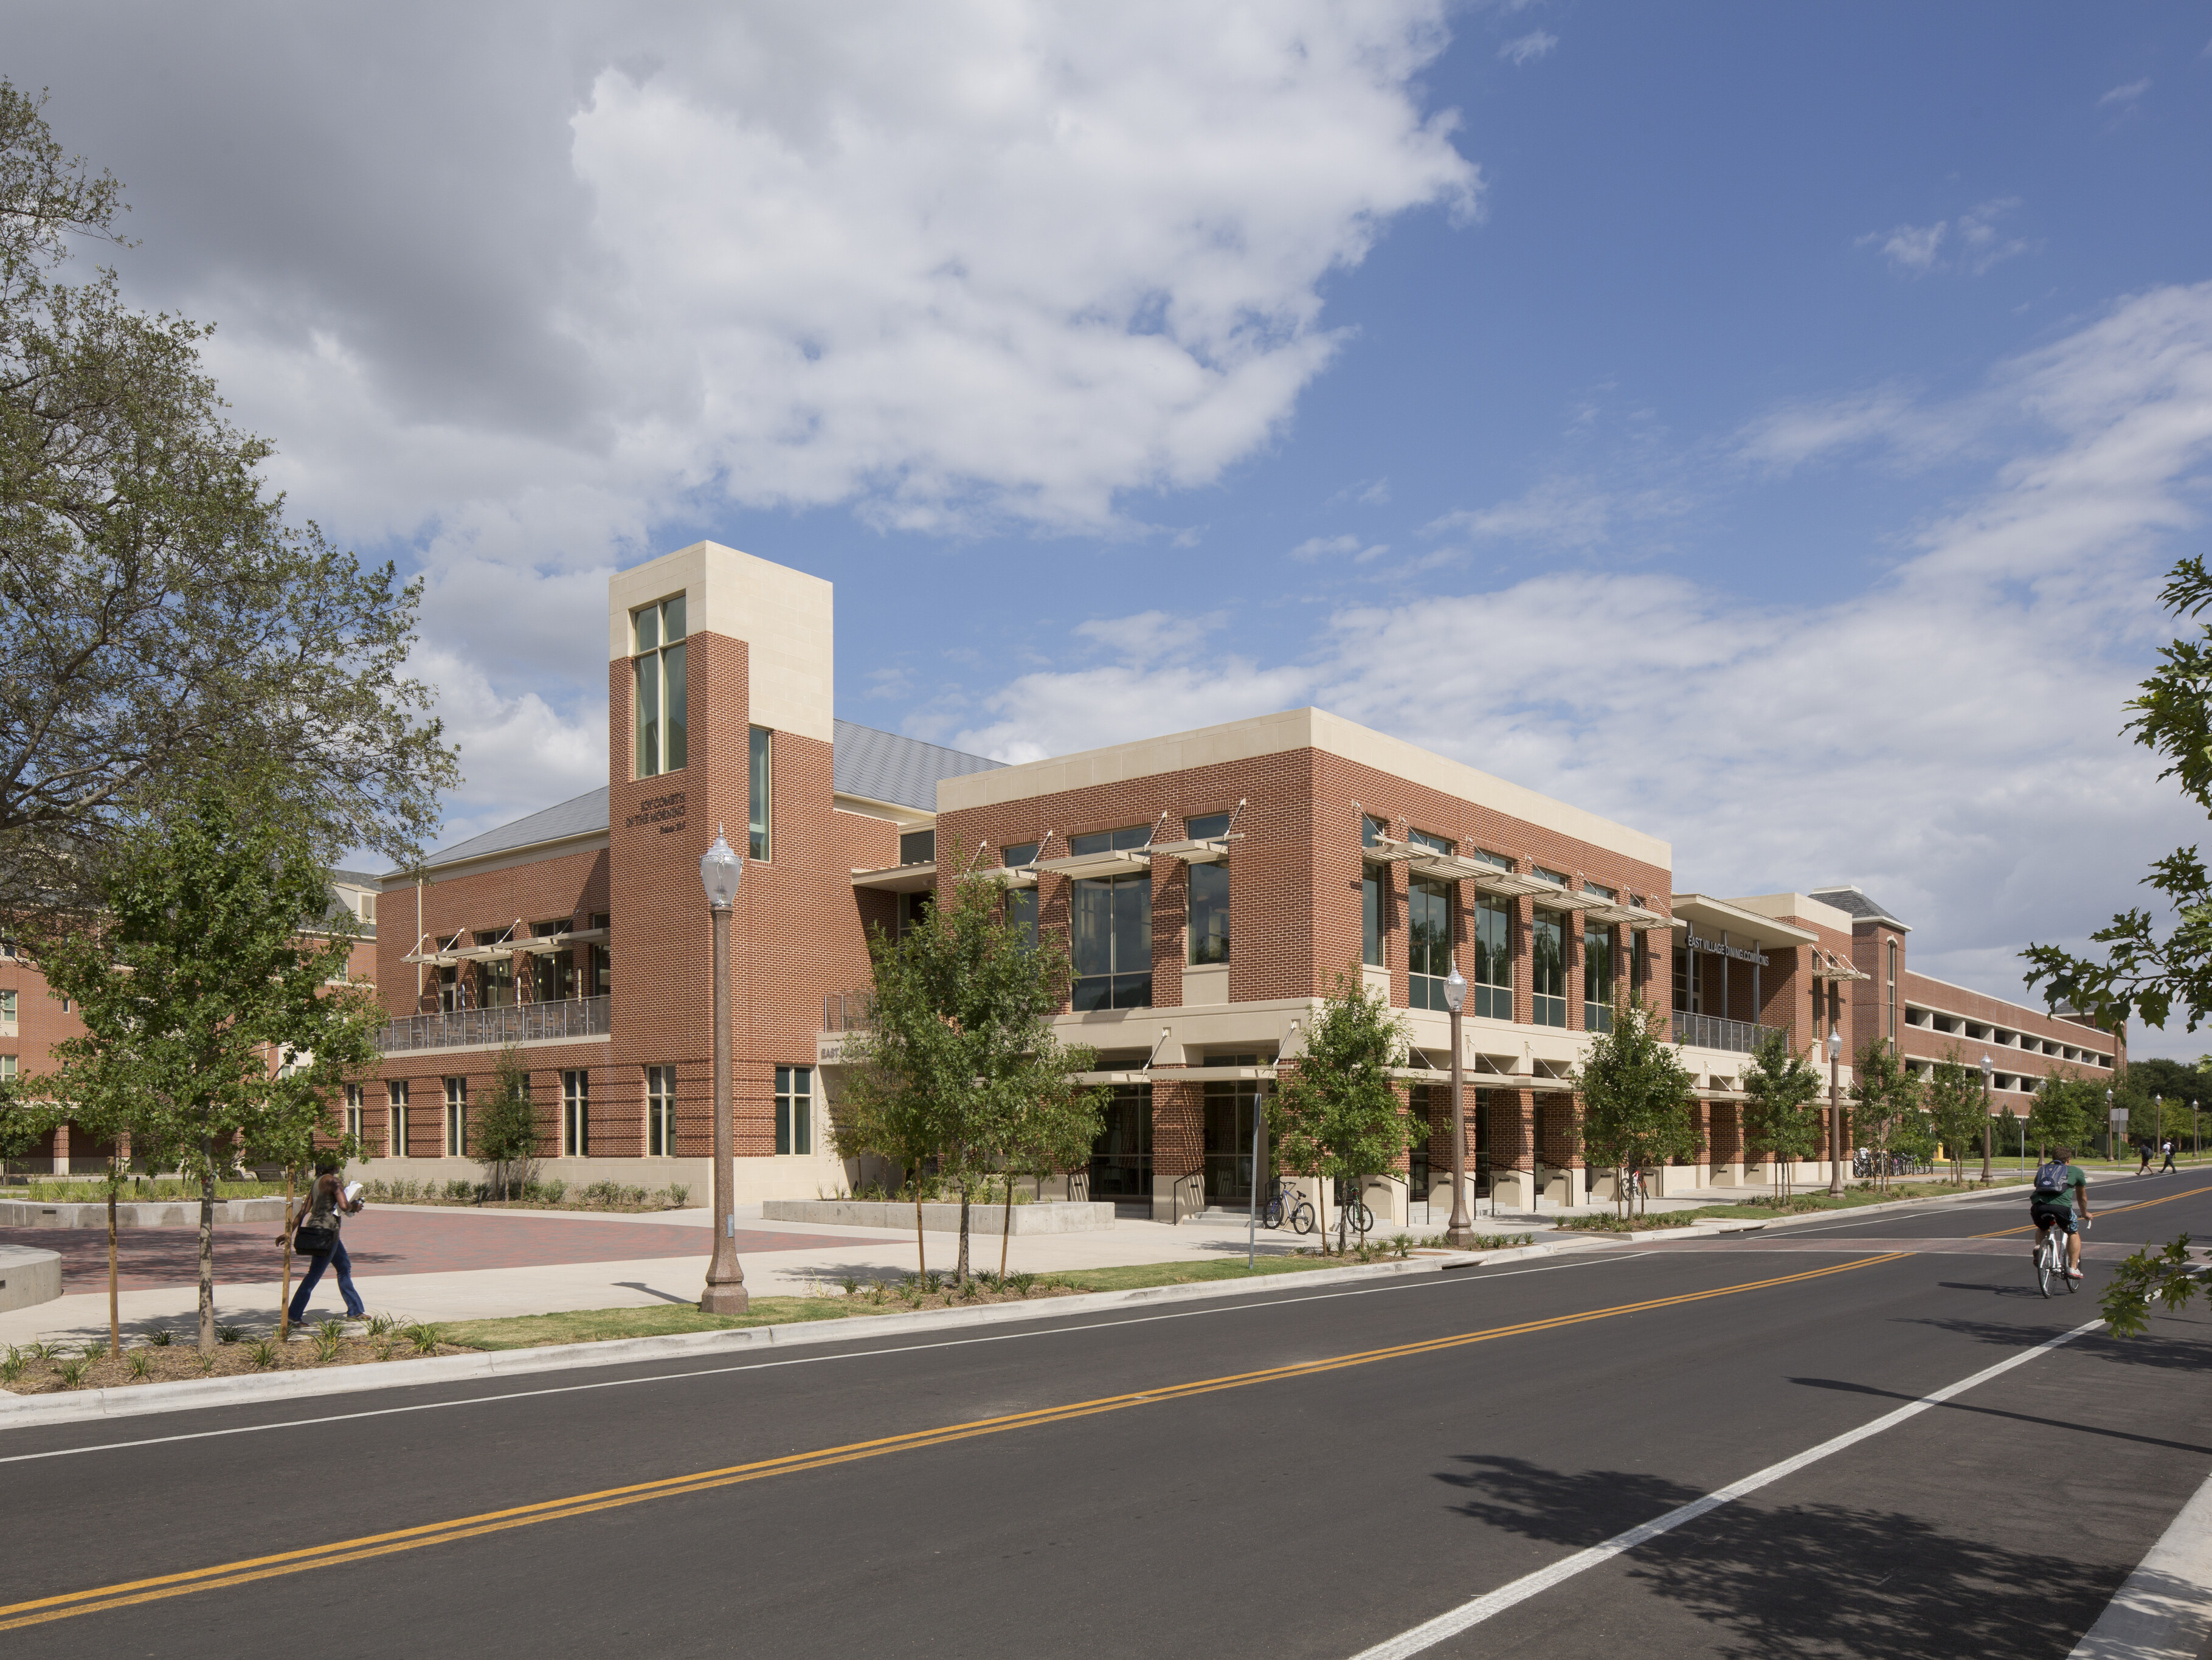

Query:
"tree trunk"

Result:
[[196, 1147, 217, 1353], [279, 1164, 296, 1339], [999, 1173, 1015, 1281], [106, 1172, 120, 1360], [1314, 1179, 1328, 1257], [956, 1182, 972, 1285]]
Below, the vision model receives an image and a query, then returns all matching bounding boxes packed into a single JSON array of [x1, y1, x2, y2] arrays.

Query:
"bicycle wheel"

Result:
[[1291, 1199, 1315, 1236], [1261, 1197, 1283, 1231], [1350, 1200, 1375, 1234], [2036, 1233, 2054, 1298]]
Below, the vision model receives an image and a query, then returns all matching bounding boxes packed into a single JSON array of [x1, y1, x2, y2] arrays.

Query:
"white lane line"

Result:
[[1348, 1313, 2105, 1660], [2070, 1461, 2212, 1659], [0, 1252, 1650, 1465]]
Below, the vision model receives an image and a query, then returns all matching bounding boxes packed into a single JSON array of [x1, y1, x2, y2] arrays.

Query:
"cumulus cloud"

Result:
[[953, 283, 2212, 1036], [5, 2, 1480, 835], [1858, 198, 2030, 278], [1499, 31, 1558, 65]]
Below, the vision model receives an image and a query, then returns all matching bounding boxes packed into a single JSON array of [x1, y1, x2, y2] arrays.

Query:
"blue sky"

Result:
[[13, 2, 2212, 1046]]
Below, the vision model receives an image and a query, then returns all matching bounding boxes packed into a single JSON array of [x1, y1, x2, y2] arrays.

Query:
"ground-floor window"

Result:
[[1090, 1084, 1153, 1200], [775, 1065, 812, 1155], [562, 1070, 590, 1157], [444, 1076, 467, 1157], [646, 1065, 675, 1157], [345, 1084, 364, 1149], [389, 1081, 409, 1158]]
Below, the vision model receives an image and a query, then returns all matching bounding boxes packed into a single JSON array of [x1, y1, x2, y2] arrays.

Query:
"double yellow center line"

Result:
[[1, 1252, 1907, 1633], [1974, 1181, 2212, 1238]]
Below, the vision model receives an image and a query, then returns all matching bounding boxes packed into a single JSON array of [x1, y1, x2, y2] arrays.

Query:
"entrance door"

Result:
[[1088, 1084, 1153, 1204], [1203, 1058, 1262, 1205]]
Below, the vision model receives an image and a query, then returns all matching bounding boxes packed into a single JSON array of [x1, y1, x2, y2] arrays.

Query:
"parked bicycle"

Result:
[[1260, 1178, 1315, 1235]]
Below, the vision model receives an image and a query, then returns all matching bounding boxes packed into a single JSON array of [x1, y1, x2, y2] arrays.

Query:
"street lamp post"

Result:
[[2194, 1099, 2200, 1164], [699, 826, 748, 1314], [1979, 1054, 1993, 1187], [2106, 1087, 2115, 1164], [1827, 1028, 1845, 1194], [1442, 961, 1474, 1248]]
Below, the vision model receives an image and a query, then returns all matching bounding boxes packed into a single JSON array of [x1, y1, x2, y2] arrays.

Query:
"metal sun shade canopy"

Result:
[[401, 923, 607, 966], [1365, 835, 1669, 929]]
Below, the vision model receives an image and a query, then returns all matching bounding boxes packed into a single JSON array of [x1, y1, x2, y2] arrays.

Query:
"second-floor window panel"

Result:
[[1071, 825, 1152, 1011], [1584, 922, 1616, 1032], [1470, 896, 1511, 1020], [1361, 815, 1388, 967], [1408, 876, 1451, 1009], [1533, 913, 1567, 1028], [1003, 843, 1039, 947], [748, 726, 772, 858], [633, 595, 688, 778], [1186, 812, 1231, 965]]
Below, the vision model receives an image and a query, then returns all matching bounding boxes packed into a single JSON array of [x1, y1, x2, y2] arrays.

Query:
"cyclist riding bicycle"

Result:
[[2028, 1145, 2090, 1282]]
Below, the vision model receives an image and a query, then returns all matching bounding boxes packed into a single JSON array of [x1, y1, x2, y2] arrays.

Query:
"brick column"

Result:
[[50, 1121, 68, 1176], [1151, 1078, 1201, 1222]]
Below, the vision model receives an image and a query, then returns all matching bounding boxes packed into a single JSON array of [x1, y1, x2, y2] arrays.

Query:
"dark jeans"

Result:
[[289, 1235, 365, 1321]]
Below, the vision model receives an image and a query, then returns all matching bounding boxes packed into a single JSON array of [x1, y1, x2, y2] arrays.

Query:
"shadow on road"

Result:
[[1788, 1375, 2212, 1456], [1434, 1453, 2119, 1658]]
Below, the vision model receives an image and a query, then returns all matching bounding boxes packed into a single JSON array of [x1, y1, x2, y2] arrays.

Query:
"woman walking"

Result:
[[283, 1161, 367, 1324]]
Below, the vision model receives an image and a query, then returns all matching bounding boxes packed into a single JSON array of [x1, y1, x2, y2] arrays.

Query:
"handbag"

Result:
[[292, 1223, 337, 1256]]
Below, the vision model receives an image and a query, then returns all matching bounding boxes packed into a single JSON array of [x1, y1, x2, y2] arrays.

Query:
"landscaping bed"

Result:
[[1, 1318, 475, 1394], [361, 1178, 691, 1212], [1560, 1175, 2039, 1231]]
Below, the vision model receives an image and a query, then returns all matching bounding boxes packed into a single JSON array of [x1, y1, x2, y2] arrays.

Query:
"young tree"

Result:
[[1741, 1032, 1823, 1202], [992, 1070, 1106, 1280], [1926, 1053, 1990, 1185], [0, 84, 456, 913], [1268, 971, 1415, 1253], [1850, 1042, 1921, 1192], [2027, 1071, 2098, 1161], [1996, 1102, 2023, 1166], [472, 1046, 544, 1200], [1574, 997, 1700, 1218], [22, 772, 382, 1351], [830, 871, 1097, 1284]]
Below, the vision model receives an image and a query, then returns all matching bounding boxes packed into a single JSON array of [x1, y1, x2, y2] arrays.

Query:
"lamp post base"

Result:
[[699, 1282, 750, 1315]]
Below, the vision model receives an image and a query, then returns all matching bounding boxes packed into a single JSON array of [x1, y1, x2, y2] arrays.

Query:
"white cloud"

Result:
[[1861, 220, 1948, 274], [1074, 610, 1225, 662], [2098, 77, 2151, 108], [1499, 31, 1558, 66], [1292, 533, 1391, 563], [1957, 196, 2030, 273], [1424, 476, 1620, 548], [1858, 198, 2030, 278], [954, 283, 2212, 1032]]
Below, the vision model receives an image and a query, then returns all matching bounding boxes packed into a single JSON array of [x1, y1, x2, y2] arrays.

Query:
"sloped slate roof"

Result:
[[1808, 885, 1912, 932], [402, 723, 1000, 877], [833, 718, 1001, 810]]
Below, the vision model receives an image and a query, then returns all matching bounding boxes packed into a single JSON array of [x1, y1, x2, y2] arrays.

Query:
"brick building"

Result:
[[0, 541, 2129, 1197]]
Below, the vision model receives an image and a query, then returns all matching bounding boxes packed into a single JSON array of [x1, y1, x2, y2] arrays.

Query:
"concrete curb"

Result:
[[2069, 1459, 2212, 1658], [0, 1198, 288, 1228], [0, 1243, 1563, 1431]]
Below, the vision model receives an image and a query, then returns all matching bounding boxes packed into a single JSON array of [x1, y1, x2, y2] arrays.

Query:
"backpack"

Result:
[[2033, 1160, 2071, 1197]]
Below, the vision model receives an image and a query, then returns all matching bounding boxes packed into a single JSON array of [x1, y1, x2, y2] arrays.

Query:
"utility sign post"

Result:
[[2110, 1108, 2129, 1161]]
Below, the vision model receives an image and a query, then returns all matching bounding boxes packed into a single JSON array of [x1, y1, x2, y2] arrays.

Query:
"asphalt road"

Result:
[[5, 1170, 2211, 1659]]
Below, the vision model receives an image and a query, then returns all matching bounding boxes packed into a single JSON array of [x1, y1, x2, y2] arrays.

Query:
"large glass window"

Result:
[[444, 1076, 468, 1157], [562, 1070, 589, 1157], [1071, 826, 1152, 1010], [1408, 876, 1452, 1009], [775, 1065, 812, 1155], [345, 1084, 364, 1148], [1003, 842, 1039, 947], [646, 1065, 674, 1157], [1186, 812, 1232, 966], [1533, 913, 1567, 1027], [1089, 1084, 1152, 1200], [1584, 922, 1616, 1032], [1361, 815, 1387, 969], [632, 595, 687, 778], [1471, 895, 1511, 1019], [532, 919, 575, 1002], [389, 1081, 409, 1160], [748, 726, 771, 859], [1203, 1057, 1261, 1204]]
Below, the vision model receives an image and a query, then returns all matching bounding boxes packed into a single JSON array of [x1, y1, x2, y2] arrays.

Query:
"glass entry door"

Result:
[[1203, 1057, 1262, 1205]]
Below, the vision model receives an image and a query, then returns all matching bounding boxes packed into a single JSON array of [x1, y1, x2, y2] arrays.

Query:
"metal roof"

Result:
[[833, 719, 1001, 811], [1807, 885, 1913, 932], [392, 722, 1000, 879]]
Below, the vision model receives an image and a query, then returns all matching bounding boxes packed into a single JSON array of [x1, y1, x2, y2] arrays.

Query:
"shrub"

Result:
[[667, 1183, 688, 1206], [1007, 1271, 1037, 1298], [443, 1179, 477, 1201], [367, 1312, 397, 1337], [147, 1327, 173, 1346], [313, 1323, 344, 1363], [128, 1351, 153, 1380], [248, 1340, 279, 1370], [58, 1358, 92, 1389], [216, 1325, 244, 1344], [406, 1323, 442, 1355], [195, 1353, 218, 1376], [1, 1348, 25, 1383]]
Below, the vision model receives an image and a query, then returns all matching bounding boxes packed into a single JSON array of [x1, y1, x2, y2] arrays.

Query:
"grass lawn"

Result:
[[438, 1255, 1354, 1352]]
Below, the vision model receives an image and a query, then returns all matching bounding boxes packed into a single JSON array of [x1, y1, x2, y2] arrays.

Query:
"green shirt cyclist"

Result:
[[2028, 1146, 2090, 1281]]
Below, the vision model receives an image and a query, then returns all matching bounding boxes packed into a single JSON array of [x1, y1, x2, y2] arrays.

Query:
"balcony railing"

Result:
[[1672, 1011, 1782, 1054], [823, 989, 876, 1033], [378, 995, 610, 1054]]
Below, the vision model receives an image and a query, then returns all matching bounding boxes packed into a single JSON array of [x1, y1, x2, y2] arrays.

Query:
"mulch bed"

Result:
[[2, 1327, 475, 1395]]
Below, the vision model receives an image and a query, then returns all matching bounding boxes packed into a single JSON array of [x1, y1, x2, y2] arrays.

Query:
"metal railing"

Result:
[[1672, 1011, 1782, 1054], [378, 995, 610, 1054], [822, 989, 876, 1033]]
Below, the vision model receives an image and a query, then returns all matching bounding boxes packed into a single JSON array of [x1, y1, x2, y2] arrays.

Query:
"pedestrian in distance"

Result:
[[282, 1160, 367, 1324], [2162, 1138, 2179, 1173], [2139, 1139, 2154, 1174]]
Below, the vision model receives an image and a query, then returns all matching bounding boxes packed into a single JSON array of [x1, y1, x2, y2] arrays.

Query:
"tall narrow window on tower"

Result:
[[748, 726, 772, 859], [632, 595, 688, 778]]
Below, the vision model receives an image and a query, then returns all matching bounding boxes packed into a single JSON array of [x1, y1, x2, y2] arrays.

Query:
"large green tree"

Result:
[[1741, 1031, 1823, 1202], [1850, 1041, 1922, 1191], [2027, 1071, 2102, 1161], [831, 871, 1099, 1284], [1926, 1052, 1990, 1185], [0, 85, 455, 910], [1574, 996, 1699, 1217], [1268, 971, 1415, 1252], [18, 772, 382, 1350]]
